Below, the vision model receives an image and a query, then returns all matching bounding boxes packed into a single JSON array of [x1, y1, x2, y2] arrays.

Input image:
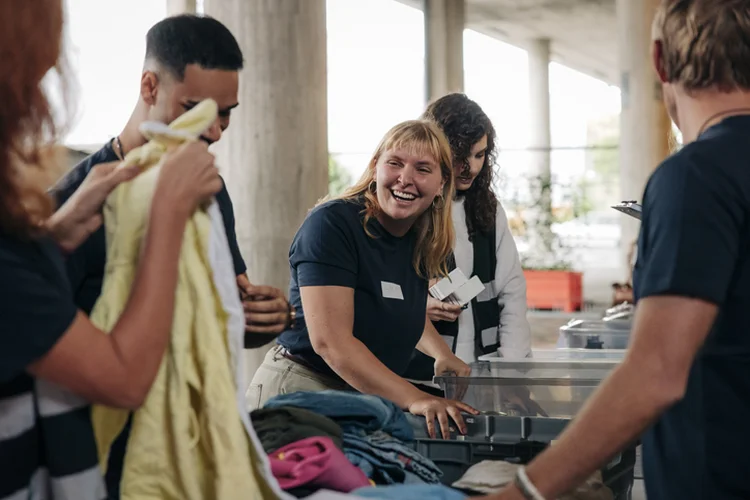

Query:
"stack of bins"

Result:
[[407, 350, 636, 499]]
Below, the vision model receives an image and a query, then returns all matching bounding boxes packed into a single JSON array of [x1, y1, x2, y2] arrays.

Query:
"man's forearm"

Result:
[[507, 358, 679, 498]]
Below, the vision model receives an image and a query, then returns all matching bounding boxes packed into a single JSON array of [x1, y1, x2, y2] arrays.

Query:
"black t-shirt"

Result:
[[0, 236, 77, 382], [51, 141, 247, 314], [277, 199, 428, 378], [0, 234, 101, 498], [634, 116, 750, 500]]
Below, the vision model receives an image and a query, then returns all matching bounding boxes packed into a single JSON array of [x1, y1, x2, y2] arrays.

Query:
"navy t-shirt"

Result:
[[51, 141, 247, 314], [277, 199, 428, 378], [0, 235, 78, 381], [0, 233, 101, 499], [634, 116, 750, 500]]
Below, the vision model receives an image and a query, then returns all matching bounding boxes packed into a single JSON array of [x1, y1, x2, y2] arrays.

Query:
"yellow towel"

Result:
[[90, 99, 273, 499]]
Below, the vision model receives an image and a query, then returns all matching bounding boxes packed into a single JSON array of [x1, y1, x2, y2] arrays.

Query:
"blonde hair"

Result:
[[652, 0, 750, 92], [327, 120, 455, 279]]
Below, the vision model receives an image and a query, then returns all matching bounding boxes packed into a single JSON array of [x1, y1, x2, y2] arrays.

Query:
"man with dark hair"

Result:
[[52, 14, 291, 498]]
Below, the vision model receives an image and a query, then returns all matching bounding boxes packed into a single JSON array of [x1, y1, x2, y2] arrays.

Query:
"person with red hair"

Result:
[[0, 2, 221, 498]]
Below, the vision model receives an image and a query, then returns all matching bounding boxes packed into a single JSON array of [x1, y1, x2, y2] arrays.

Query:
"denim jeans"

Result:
[[343, 430, 442, 485], [353, 484, 466, 500], [264, 388, 413, 440]]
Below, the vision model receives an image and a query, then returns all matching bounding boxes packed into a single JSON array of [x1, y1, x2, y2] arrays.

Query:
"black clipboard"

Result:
[[612, 201, 642, 220]]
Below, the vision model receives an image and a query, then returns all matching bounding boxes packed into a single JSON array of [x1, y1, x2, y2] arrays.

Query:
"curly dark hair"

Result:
[[422, 93, 497, 239]]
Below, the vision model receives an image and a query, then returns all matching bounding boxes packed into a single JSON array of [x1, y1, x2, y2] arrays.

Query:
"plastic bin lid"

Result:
[[559, 318, 631, 334], [435, 357, 619, 384], [478, 349, 626, 362]]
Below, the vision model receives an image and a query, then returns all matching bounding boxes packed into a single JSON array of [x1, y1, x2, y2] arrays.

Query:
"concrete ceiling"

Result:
[[398, 0, 618, 85]]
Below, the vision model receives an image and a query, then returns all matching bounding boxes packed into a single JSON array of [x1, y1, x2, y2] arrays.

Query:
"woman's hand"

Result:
[[154, 141, 222, 217], [427, 296, 462, 323], [434, 353, 472, 402], [408, 396, 478, 439], [47, 161, 141, 253], [434, 352, 471, 377]]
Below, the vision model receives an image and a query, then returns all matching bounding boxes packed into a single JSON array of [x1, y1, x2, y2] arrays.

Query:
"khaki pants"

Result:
[[247, 345, 351, 410]]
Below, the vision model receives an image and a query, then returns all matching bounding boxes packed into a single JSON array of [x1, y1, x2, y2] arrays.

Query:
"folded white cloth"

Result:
[[452, 460, 614, 500]]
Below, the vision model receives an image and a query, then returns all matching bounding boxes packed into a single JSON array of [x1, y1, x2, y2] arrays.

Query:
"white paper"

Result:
[[429, 268, 468, 300], [381, 281, 405, 300], [448, 275, 485, 306]]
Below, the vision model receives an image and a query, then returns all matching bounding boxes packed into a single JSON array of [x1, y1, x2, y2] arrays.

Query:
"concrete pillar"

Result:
[[528, 38, 552, 216], [203, 0, 329, 382], [617, 0, 671, 277], [525, 38, 554, 265], [424, 0, 465, 102], [166, 0, 196, 15]]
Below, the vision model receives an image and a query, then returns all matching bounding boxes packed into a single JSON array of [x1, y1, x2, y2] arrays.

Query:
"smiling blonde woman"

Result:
[[250, 120, 478, 439]]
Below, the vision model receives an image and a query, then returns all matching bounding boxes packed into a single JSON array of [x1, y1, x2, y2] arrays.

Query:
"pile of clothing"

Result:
[[251, 391, 446, 497]]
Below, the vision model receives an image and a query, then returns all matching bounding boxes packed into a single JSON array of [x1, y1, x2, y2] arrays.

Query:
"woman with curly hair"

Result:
[[407, 93, 531, 381]]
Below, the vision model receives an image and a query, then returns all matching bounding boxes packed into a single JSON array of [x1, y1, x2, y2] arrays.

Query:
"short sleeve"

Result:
[[214, 178, 247, 276], [636, 153, 743, 305], [0, 240, 78, 383], [290, 203, 359, 288], [49, 158, 90, 207]]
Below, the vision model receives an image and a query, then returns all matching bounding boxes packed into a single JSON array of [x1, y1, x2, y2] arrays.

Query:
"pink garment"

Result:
[[270, 436, 371, 493]]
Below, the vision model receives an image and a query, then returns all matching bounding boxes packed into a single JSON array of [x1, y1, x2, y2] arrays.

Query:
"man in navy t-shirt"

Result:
[[484, 2, 750, 499], [54, 15, 293, 341], [52, 15, 293, 498]]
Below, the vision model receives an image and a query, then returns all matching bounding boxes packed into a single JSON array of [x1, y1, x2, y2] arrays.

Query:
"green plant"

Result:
[[511, 172, 573, 271], [328, 155, 352, 196]]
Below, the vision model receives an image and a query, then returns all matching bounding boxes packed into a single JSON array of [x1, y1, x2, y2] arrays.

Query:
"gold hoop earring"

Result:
[[432, 194, 444, 209]]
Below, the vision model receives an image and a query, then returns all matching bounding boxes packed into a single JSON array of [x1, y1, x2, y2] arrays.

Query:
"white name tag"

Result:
[[381, 281, 404, 300]]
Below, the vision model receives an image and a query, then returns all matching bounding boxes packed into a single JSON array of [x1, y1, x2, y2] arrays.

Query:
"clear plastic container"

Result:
[[557, 318, 631, 349], [435, 355, 620, 418]]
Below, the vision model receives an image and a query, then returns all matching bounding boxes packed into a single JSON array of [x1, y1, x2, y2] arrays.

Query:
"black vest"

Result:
[[403, 228, 503, 381]]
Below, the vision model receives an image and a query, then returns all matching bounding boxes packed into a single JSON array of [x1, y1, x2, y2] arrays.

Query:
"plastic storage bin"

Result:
[[434, 356, 620, 418], [406, 414, 636, 500], [557, 318, 632, 349], [408, 439, 636, 499]]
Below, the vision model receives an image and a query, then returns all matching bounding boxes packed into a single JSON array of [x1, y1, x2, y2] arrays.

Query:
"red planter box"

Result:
[[524, 270, 583, 312]]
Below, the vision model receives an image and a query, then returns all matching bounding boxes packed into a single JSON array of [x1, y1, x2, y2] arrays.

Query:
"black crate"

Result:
[[407, 414, 636, 500]]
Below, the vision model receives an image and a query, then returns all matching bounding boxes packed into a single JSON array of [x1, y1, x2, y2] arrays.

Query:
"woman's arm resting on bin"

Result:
[[303, 286, 478, 439], [302, 285, 426, 409]]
